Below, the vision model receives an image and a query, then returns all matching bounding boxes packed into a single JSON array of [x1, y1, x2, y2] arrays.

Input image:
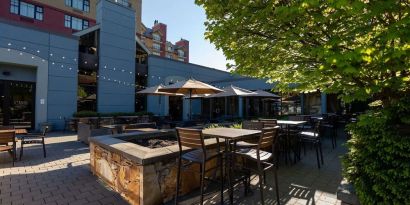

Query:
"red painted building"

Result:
[[0, 0, 96, 35]]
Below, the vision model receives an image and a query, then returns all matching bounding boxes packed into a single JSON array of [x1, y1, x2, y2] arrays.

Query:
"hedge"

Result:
[[343, 104, 410, 204]]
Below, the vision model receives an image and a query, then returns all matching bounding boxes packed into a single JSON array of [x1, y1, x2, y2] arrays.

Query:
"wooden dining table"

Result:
[[202, 127, 261, 204]]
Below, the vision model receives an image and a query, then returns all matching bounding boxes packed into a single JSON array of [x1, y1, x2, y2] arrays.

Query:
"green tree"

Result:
[[196, 0, 410, 203], [196, 0, 410, 105]]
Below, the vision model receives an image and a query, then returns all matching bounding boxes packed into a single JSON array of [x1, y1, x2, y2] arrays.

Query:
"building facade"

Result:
[[1, 0, 330, 131], [137, 21, 189, 63]]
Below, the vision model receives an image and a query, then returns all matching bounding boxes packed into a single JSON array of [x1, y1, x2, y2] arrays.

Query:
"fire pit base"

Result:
[[89, 130, 219, 205]]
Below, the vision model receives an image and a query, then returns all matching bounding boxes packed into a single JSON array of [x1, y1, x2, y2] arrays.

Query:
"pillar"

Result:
[[238, 97, 243, 118], [321, 93, 327, 114]]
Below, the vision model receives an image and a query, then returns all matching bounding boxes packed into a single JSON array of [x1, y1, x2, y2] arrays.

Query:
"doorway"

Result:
[[169, 96, 182, 121], [0, 80, 35, 129]]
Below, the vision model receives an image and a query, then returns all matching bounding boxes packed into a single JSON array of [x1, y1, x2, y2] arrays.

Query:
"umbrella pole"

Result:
[[189, 89, 192, 120]]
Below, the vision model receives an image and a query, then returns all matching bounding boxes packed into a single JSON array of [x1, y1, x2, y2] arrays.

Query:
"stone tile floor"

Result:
[[0, 131, 347, 205], [0, 132, 128, 205]]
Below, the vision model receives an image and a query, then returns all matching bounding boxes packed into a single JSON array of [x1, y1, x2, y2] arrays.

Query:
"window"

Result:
[[64, 15, 89, 30], [177, 50, 185, 57], [153, 33, 161, 41], [153, 43, 160, 51], [114, 0, 129, 7], [167, 45, 173, 51], [10, 0, 43, 20], [10, 0, 19, 14], [65, 0, 90, 12]]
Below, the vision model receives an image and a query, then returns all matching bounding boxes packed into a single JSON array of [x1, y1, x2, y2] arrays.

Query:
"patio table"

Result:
[[202, 127, 261, 204], [277, 120, 306, 164]]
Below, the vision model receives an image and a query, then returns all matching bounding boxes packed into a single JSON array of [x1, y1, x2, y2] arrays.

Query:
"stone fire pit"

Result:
[[89, 129, 219, 205]]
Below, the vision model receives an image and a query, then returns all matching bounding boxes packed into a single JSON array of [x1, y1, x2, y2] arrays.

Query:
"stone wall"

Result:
[[90, 141, 218, 205]]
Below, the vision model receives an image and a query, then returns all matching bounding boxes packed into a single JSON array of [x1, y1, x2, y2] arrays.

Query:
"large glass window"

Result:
[[10, 0, 19, 14], [153, 33, 161, 41], [10, 0, 43, 20], [177, 49, 185, 57], [153, 43, 160, 51], [64, 15, 89, 30], [65, 0, 90, 12]]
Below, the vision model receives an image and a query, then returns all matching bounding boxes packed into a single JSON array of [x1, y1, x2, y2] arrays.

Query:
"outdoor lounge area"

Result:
[[0, 106, 351, 205], [0, 122, 347, 205], [1, 0, 409, 204]]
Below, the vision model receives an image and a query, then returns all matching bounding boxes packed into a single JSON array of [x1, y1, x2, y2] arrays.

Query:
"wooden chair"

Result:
[[242, 121, 264, 130], [175, 127, 224, 205], [0, 126, 15, 146], [235, 127, 281, 205], [19, 126, 48, 160], [259, 119, 278, 128], [234, 121, 264, 148], [299, 121, 324, 169], [0, 131, 17, 166]]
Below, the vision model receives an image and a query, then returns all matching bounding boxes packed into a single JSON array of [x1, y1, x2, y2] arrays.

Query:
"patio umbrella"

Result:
[[206, 85, 256, 118], [206, 85, 256, 98], [158, 79, 223, 119], [248, 90, 281, 98], [137, 85, 183, 115]]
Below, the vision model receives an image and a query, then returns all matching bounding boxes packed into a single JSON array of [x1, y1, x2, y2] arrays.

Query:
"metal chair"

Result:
[[175, 127, 224, 205], [19, 126, 48, 160], [0, 131, 17, 166], [299, 121, 324, 169], [235, 127, 281, 205]]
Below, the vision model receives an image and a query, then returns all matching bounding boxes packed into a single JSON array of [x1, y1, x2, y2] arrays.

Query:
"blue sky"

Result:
[[141, 0, 229, 71]]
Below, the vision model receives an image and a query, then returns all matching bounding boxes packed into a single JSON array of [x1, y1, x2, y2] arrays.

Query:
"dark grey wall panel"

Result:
[[96, 0, 136, 113]]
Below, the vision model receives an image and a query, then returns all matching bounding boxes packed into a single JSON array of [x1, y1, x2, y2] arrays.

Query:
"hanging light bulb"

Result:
[[37, 50, 40, 53], [7, 43, 11, 46]]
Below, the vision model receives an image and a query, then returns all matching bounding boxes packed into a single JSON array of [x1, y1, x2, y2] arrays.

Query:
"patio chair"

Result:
[[175, 128, 224, 205], [19, 126, 48, 160], [321, 115, 338, 148], [234, 127, 280, 205], [0, 131, 17, 166], [234, 121, 264, 148], [299, 121, 324, 169], [258, 119, 278, 128], [0, 126, 15, 146]]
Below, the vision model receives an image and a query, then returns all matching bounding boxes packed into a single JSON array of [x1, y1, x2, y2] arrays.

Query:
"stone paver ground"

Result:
[[1, 129, 347, 205], [0, 132, 128, 205]]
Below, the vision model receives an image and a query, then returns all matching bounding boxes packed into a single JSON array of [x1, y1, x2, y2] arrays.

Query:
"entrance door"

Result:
[[0, 80, 35, 129], [169, 96, 182, 121]]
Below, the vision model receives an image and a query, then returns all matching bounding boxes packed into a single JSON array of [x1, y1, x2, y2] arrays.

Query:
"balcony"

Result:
[[79, 52, 99, 70]]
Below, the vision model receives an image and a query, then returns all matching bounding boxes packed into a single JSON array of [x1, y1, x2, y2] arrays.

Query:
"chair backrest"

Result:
[[259, 119, 278, 128], [242, 121, 264, 130], [0, 126, 15, 130], [314, 121, 322, 137], [0, 131, 16, 144], [41, 126, 49, 136], [258, 126, 279, 150], [289, 115, 304, 121], [176, 127, 205, 151]]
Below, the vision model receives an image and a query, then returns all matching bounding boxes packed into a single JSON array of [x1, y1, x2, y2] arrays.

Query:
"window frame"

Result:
[[65, 0, 90, 12], [10, 0, 44, 21], [64, 15, 89, 30]]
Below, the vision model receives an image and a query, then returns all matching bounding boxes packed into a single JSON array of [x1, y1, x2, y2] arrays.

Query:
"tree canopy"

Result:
[[196, 0, 410, 105]]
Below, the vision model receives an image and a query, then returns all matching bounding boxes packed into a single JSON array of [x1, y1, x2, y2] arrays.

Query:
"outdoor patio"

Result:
[[0, 131, 345, 205]]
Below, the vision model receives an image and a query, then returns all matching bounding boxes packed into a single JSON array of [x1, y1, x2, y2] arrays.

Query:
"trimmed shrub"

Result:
[[343, 106, 410, 204]]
